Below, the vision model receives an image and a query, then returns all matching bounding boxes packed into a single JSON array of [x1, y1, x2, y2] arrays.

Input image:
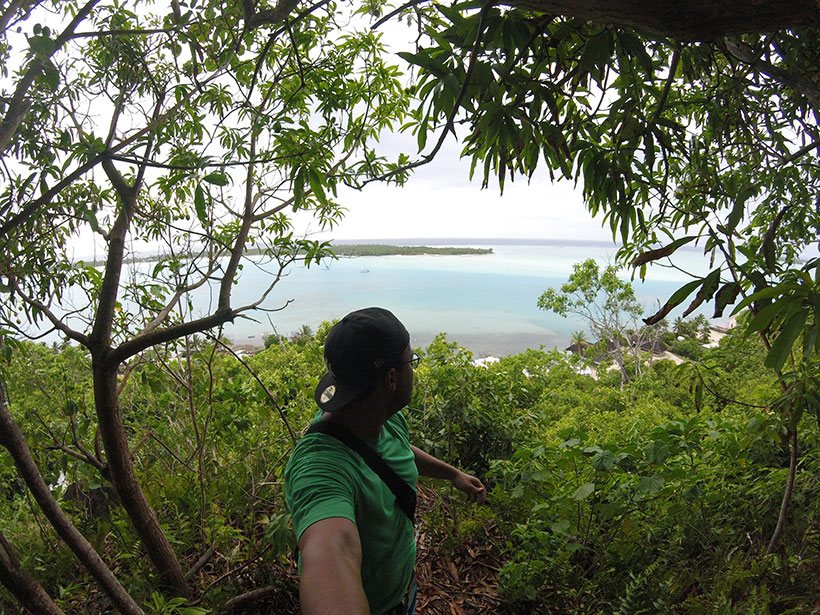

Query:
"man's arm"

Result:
[[298, 517, 369, 615], [411, 445, 487, 503]]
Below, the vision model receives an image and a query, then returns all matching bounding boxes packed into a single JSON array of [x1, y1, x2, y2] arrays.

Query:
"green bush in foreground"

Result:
[[0, 327, 817, 612]]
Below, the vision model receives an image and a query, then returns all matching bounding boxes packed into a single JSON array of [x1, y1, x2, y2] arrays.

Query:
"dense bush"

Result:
[[0, 326, 817, 612]]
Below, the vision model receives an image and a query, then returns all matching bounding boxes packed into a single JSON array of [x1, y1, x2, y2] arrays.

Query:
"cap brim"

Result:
[[314, 372, 369, 413]]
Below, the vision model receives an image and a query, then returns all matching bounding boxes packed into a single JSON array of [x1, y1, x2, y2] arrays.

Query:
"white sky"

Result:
[[297, 137, 611, 242]]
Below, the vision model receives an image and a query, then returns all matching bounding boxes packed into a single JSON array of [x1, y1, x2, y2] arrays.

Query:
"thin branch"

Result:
[[208, 335, 297, 443], [779, 138, 820, 165], [136, 259, 218, 338], [360, 1, 496, 188], [0, 0, 103, 153], [650, 44, 682, 125], [70, 27, 179, 38], [371, 0, 432, 29], [148, 431, 195, 472], [4, 276, 90, 346]]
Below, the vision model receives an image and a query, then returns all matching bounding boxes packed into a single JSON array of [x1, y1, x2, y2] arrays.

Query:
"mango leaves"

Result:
[[731, 259, 819, 372], [399, 6, 818, 386]]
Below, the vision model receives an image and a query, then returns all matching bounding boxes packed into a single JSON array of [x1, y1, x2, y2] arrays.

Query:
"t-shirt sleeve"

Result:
[[285, 443, 357, 542]]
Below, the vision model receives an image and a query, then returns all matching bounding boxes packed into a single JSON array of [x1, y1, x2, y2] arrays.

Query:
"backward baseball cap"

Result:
[[314, 307, 410, 413]]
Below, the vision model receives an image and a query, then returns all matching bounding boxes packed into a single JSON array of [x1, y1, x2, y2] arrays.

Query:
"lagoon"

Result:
[[214, 239, 717, 357]]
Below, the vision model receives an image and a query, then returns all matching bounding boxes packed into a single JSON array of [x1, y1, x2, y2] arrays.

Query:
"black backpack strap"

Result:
[[307, 421, 416, 524]]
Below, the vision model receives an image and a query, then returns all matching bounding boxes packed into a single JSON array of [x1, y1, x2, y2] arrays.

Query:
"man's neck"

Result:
[[322, 405, 387, 442]]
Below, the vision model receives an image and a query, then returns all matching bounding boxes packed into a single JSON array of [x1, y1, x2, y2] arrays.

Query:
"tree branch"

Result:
[[0, 0, 103, 153], [496, 0, 819, 41], [0, 529, 64, 615], [723, 37, 820, 110], [4, 275, 91, 346], [0, 382, 142, 614]]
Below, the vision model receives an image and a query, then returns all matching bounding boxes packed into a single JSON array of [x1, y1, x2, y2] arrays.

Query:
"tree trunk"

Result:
[[497, 0, 819, 40], [0, 384, 143, 614], [766, 425, 798, 554], [92, 360, 190, 598], [0, 530, 64, 615]]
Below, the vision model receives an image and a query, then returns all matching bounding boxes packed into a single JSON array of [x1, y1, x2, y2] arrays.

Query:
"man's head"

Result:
[[315, 307, 412, 413]]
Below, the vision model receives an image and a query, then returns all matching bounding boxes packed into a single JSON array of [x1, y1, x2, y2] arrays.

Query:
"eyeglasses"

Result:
[[398, 352, 421, 369]]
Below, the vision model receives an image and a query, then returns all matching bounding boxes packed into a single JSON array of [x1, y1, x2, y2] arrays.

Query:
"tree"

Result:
[[538, 259, 660, 387], [387, 0, 817, 552], [569, 329, 589, 359], [389, 0, 817, 367], [0, 0, 408, 605], [490, 1, 819, 40]]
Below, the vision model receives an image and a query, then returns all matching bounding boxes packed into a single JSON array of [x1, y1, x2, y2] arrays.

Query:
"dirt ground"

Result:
[[223, 485, 515, 614]]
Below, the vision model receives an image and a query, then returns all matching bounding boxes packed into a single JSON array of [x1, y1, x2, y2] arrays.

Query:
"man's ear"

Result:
[[384, 368, 398, 391]]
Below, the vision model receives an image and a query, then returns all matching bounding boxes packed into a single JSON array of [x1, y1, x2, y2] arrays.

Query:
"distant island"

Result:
[[329, 244, 493, 257], [81, 243, 493, 267]]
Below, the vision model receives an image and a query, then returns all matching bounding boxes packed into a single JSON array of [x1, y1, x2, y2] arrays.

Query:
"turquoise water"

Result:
[[214, 241, 716, 356]]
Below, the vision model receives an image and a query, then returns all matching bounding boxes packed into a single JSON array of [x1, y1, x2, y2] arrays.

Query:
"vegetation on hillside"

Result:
[[0, 324, 817, 613], [0, 0, 816, 612]]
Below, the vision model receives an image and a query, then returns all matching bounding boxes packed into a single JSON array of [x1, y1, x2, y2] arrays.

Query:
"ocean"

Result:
[[210, 239, 718, 357]]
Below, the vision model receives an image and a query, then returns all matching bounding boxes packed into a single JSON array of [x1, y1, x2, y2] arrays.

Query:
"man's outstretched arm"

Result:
[[411, 445, 487, 503], [298, 517, 369, 615]]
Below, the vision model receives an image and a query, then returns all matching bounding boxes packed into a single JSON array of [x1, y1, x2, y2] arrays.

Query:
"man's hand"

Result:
[[412, 445, 487, 504], [452, 471, 487, 504]]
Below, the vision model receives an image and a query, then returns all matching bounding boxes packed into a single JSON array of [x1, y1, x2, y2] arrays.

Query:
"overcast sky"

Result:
[[296, 136, 612, 243]]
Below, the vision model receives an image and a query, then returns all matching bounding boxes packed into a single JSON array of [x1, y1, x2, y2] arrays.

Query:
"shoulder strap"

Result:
[[307, 421, 416, 524]]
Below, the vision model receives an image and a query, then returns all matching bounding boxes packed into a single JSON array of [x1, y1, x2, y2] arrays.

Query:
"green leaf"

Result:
[[307, 168, 327, 204], [293, 169, 305, 208], [803, 324, 817, 363], [84, 210, 103, 234], [551, 519, 571, 535], [726, 193, 748, 234], [643, 278, 704, 325], [765, 310, 808, 371], [442, 73, 461, 98], [682, 269, 721, 318], [731, 285, 800, 316], [748, 302, 784, 335], [194, 185, 207, 227], [713, 281, 741, 318], [591, 449, 616, 471], [637, 474, 664, 494], [694, 381, 703, 411], [202, 171, 229, 186], [573, 482, 595, 500], [397, 51, 449, 79]]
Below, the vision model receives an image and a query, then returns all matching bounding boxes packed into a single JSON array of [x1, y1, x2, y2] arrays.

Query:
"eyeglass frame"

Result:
[[395, 352, 421, 369]]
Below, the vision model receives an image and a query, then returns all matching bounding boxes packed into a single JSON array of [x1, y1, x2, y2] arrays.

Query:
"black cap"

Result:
[[314, 307, 410, 413]]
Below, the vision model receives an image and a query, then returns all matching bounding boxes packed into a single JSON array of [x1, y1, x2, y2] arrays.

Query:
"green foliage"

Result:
[[409, 334, 538, 474], [483, 329, 818, 612], [0, 324, 817, 612], [400, 7, 818, 389], [146, 593, 210, 615], [663, 336, 705, 360]]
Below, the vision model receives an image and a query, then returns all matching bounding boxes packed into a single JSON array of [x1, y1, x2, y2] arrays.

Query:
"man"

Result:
[[285, 307, 486, 615]]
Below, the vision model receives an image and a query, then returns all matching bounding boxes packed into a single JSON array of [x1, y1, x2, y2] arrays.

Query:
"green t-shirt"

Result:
[[284, 411, 418, 615]]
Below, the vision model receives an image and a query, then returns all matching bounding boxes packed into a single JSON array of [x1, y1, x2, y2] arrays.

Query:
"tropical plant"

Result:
[[538, 259, 664, 387]]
